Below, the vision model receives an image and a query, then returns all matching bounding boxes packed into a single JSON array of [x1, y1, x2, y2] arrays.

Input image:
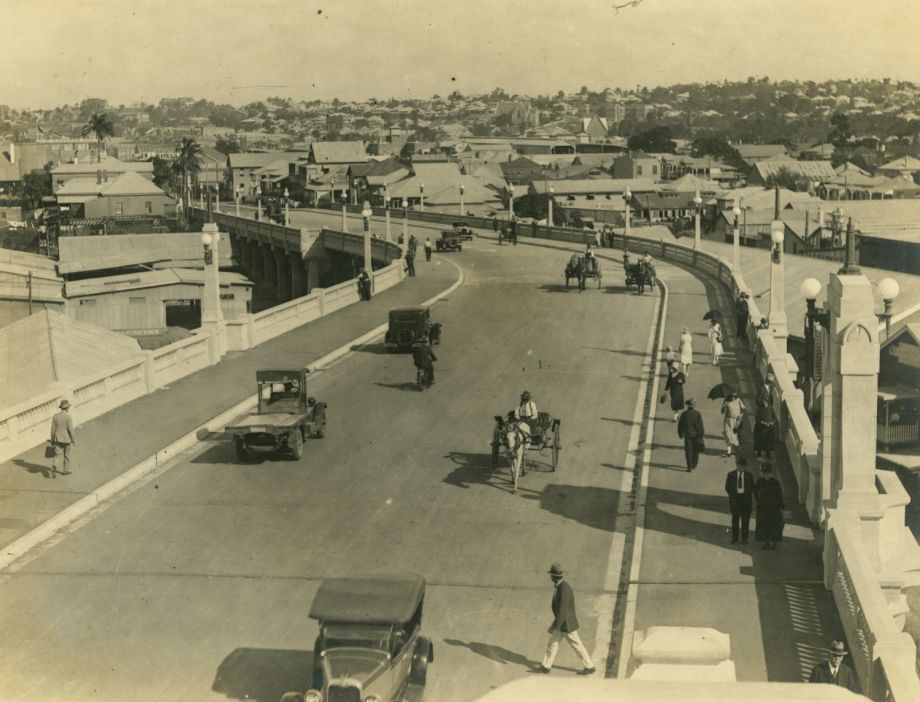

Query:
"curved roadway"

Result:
[[0, 232, 660, 702]]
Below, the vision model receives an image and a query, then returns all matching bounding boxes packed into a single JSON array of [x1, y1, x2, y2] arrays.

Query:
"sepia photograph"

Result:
[[1, 1, 920, 700]]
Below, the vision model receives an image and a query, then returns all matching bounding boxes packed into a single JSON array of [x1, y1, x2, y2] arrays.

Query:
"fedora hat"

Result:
[[828, 641, 847, 656], [520, 391, 532, 400], [59, 399, 71, 409], [547, 563, 564, 577], [685, 398, 695, 407]]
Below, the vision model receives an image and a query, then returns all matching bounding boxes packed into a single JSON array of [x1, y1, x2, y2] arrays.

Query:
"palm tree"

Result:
[[81, 113, 115, 162], [174, 137, 203, 212]]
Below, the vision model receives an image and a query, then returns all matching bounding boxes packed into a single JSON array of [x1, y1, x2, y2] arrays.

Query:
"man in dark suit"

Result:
[[725, 458, 756, 544], [677, 398, 704, 471], [532, 563, 595, 675], [809, 640, 860, 692]]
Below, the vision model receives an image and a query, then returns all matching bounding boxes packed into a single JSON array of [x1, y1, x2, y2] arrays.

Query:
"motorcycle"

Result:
[[416, 366, 433, 391]]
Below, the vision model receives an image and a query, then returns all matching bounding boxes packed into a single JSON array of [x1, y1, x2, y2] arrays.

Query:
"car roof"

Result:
[[256, 369, 306, 382], [309, 574, 426, 623], [389, 305, 428, 314]]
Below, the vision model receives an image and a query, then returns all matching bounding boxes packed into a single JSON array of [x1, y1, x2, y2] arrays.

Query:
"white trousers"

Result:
[[542, 628, 594, 669]]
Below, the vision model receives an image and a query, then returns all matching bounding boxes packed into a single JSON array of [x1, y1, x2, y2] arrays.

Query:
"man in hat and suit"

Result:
[[725, 457, 756, 544], [809, 640, 860, 692], [533, 563, 595, 675], [677, 398, 705, 471], [49, 399, 76, 476], [735, 292, 750, 338]]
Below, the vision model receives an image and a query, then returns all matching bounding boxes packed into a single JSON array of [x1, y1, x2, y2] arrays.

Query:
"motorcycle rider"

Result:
[[412, 341, 438, 386]]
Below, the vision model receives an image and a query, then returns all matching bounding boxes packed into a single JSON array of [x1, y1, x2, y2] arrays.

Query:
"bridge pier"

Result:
[[260, 244, 273, 284], [275, 250, 291, 301], [305, 259, 321, 293], [290, 252, 306, 298]]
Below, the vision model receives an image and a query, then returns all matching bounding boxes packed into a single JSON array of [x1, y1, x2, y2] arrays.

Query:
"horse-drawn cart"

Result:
[[491, 411, 562, 472], [625, 260, 655, 294], [564, 255, 602, 290]]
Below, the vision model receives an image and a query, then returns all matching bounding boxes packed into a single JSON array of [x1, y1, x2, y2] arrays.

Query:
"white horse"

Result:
[[499, 419, 531, 493]]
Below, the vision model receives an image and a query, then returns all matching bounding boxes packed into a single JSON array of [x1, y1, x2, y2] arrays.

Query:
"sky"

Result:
[[3, 0, 920, 109]]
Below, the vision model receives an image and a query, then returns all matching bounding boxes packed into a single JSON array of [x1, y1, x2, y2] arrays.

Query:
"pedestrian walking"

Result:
[[531, 219, 538, 238], [663, 345, 679, 371], [725, 458, 755, 544], [532, 563, 595, 675], [356, 269, 372, 301], [808, 641, 860, 692], [405, 250, 416, 277], [424, 238, 432, 262], [510, 217, 518, 245], [707, 319, 724, 365], [678, 327, 694, 377], [753, 399, 776, 458], [756, 374, 774, 409], [677, 398, 705, 471], [662, 364, 686, 422], [492, 218, 499, 233], [754, 463, 785, 549], [721, 392, 745, 457], [49, 399, 76, 476], [735, 292, 750, 338]]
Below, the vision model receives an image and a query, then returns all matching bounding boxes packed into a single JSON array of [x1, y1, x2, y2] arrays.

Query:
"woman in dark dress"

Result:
[[754, 463, 785, 549], [663, 365, 686, 422], [753, 399, 776, 458]]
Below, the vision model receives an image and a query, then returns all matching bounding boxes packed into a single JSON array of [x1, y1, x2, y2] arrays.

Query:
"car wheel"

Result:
[[288, 429, 303, 460], [409, 640, 430, 685], [234, 436, 248, 462]]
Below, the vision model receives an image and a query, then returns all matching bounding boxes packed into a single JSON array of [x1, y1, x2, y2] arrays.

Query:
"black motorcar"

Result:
[[384, 306, 437, 351]]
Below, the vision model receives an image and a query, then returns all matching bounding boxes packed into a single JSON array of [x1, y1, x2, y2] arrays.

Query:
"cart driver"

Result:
[[514, 391, 538, 432], [584, 245, 596, 273]]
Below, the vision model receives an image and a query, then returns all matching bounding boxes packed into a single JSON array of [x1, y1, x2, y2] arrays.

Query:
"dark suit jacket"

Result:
[[809, 661, 860, 692], [677, 408, 704, 439], [725, 469, 756, 504], [550, 579, 579, 633]]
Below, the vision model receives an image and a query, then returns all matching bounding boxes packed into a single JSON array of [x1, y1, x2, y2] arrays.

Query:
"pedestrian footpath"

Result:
[[0, 250, 459, 554], [630, 259, 845, 681]]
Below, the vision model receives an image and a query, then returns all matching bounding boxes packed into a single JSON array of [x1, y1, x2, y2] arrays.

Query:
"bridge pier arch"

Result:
[[290, 252, 306, 298], [275, 249, 291, 301]]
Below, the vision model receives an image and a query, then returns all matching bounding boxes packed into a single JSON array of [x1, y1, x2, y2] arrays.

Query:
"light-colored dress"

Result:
[[679, 332, 694, 366], [708, 323, 724, 361], [722, 397, 746, 447]]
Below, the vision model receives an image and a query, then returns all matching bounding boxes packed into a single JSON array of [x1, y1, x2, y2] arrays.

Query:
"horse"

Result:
[[565, 255, 586, 291], [494, 415, 530, 493]]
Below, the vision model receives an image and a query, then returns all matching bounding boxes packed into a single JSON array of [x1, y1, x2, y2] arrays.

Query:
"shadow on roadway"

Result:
[[374, 381, 422, 392], [12, 458, 55, 479], [539, 283, 572, 293], [583, 346, 650, 357], [443, 638, 537, 670], [443, 451, 511, 492], [352, 342, 392, 355], [525, 483, 620, 532], [212, 647, 313, 702]]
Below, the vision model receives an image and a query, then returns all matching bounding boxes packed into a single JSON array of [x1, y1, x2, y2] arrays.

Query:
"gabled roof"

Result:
[[0, 309, 144, 409], [310, 140, 368, 164], [56, 171, 169, 198], [752, 156, 835, 181], [834, 161, 871, 176], [51, 158, 154, 176], [530, 178, 658, 196], [662, 174, 722, 194], [735, 144, 789, 161], [227, 151, 290, 169], [878, 155, 920, 171]]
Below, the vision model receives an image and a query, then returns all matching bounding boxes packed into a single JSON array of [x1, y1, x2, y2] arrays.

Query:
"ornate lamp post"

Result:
[[353, 179, 359, 206], [235, 184, 242, 217], [419, 183, 425, 212], [692, 190, 703, 251], [508, 183, 515, 222], [401, 198, 408, 254], [255, 181, 262, 221], [732, 202, 742, 271], [547, 185, 554, 236], [214, 184, 220, 213], [283, 187, 290, 226], [384, 187, 392, 241], [362, 200, 373, 272], [767, 216, 788, 351], [459, 182, 465, 217], [341, 190, 349, 233]]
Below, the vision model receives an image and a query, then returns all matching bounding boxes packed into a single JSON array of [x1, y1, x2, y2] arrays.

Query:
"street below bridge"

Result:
[[0, 234, 659, 701]]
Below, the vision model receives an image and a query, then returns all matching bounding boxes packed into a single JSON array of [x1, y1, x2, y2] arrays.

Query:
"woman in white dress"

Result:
[[678, 327, 694, 377], [707, 319, 724, 365]]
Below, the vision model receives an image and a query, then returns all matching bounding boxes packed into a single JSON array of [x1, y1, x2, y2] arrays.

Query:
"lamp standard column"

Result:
[[362, 201, 373, 272], [547, 185, 554, 237], [459, 183, 465, 217], [341, 191, 348, 233], [200, 222, 226, 358], [623, 187, 632, 252], [215, 185, 220, 213], [693, 190, 702, 252], [283, 187, 290, 226], [768, 187, 788, 355], [384, 188, 391, 242], [508, 184, 514, 221], [419, 183, 425, 213], [401, 198, 408, 256], [353, 179, 358, 206], [732, 203, 742, 271], [235, 187, 241, 217]]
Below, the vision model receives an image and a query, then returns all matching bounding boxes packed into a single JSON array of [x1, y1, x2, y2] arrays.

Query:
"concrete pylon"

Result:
[[200, 222, 226, 358]]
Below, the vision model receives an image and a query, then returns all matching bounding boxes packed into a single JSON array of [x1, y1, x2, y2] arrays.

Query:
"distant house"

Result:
[[711, 207, 822, 253], [387, 161, 501, 214], [579, 116, 609, 142], [734, 143, 789, 166], [747, 155, 835, 187], [877, 156, 920, 183], [0, 142, 59, 188], [51, 157, 155, 193], [54, 171, 175, 218], [308, 141, 369, 171], [611, 151, 661, 179], [500, 156, 543, 185], [227, 152, 297, 197]]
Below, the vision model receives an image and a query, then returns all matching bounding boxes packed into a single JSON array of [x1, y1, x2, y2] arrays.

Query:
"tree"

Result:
[[81, 113, 115, 162], [628, 125, 677, 153], [215, 136, 241, 155], [151, 156, 175, 191], [828, 112, 852, 149], [690, 135, 746, 170], [20, 162, 53, 210], [765, 166, 810, 192], [174, 137, 202, 211]]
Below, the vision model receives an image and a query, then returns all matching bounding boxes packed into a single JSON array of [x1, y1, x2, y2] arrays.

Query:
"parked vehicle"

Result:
[[435, 230, 463, 252], [279, 575, 434, 702], [384, 306, 438, 351], [224, 369, 325, 461], [451, 222, 474, 240]]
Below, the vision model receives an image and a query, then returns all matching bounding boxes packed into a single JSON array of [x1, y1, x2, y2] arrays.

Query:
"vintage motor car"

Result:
[[280, 574, 434, 702], [384, 305, 437, 351], [224, 369, 326, 461], [435, 230, 463, 252], [451, 222, 474, 240]]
